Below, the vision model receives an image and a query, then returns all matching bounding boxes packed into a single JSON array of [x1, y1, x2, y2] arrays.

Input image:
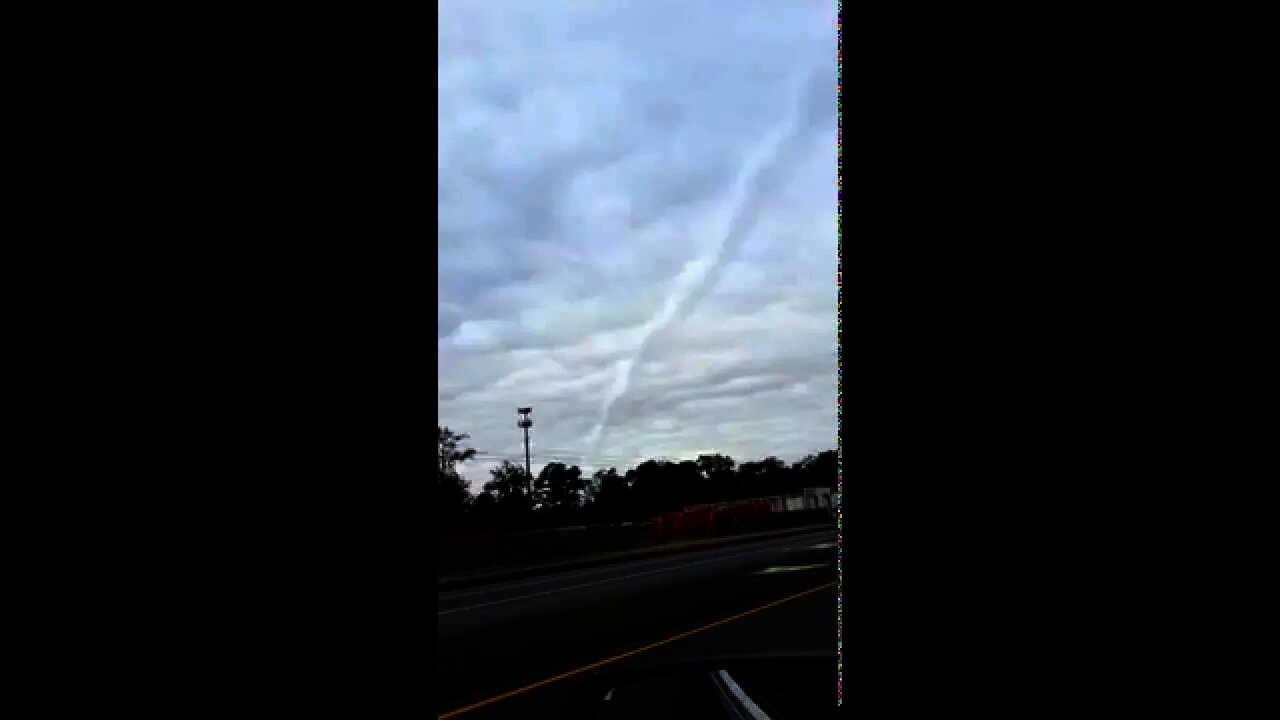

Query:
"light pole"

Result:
[[517, 407, 533, 496]]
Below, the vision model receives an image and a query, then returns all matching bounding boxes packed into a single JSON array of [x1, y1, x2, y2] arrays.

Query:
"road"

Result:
[[438, 527, 840, 719], [439, 527, 835, 633]]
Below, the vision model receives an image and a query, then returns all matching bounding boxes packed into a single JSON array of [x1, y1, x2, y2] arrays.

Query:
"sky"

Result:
[[439, 1, 839, 487]]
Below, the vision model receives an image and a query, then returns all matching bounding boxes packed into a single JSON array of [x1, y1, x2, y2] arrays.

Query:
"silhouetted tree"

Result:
[[468, 490, 499, 530], [437, 426, 477, 529], [697, 453, 737, 503], [622, 467, 642, 520], [673, 460, 705, 507], [794, 450, 838, 490], [484, 460, 534, 528], [441, 438, 835, 536], [591, 467, 628, 524], [757, 456, 792, 496], [534, 462, 586, 526], [438, 426, 477, 474], [632, 459, 686, 518]]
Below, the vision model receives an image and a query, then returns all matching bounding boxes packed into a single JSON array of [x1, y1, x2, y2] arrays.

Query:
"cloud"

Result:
[[439, 1, 837, 485]]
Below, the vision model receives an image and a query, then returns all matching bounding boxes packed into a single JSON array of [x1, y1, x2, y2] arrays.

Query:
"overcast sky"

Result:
[[439, 1, 838, 486]]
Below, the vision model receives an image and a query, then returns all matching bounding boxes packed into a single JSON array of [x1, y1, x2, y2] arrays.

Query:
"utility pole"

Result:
[[517, 407, 533, 496]]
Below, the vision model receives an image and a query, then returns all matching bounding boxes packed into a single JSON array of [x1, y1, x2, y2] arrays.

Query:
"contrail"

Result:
[[584, 63, 833, 465]]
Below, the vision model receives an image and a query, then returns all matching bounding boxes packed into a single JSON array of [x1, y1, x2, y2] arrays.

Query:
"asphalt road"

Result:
[[438, 526, 839, 719], [439, 527, 835, 634]]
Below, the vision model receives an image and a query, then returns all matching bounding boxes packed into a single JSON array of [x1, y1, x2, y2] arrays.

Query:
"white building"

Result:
[[684, 487, 835, 514], [759, 487, 833, 513], [803, 487, 833, 510]]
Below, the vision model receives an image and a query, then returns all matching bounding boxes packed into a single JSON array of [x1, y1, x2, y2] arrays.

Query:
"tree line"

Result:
[[437, 425, 837, 533]]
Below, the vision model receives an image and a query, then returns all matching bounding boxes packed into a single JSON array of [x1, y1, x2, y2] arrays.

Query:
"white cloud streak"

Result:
[[582, 64, 830, 465], [439, 1, 837, 484]]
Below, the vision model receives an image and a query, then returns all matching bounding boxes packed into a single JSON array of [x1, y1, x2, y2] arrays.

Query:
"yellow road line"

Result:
[[438, 580, 837, 719]]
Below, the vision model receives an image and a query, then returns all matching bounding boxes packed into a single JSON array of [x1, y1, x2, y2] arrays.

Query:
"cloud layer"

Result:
[[439, 1, 838, 485]]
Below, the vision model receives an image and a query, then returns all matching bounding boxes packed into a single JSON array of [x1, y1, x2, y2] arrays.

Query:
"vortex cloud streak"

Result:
[[584, 65, 830, 464], [438, 1, 837, 482]]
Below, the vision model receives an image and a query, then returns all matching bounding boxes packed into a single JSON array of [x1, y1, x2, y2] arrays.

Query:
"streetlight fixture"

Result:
[[517, 407, 533, 489]]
